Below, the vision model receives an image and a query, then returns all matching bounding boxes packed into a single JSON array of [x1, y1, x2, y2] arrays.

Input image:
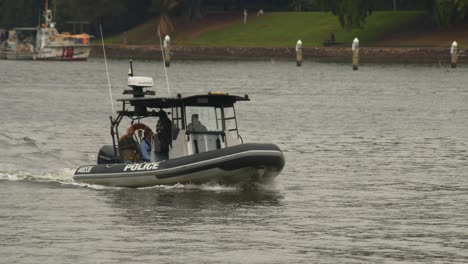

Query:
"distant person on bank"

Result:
[[244, 9, 248, 24]]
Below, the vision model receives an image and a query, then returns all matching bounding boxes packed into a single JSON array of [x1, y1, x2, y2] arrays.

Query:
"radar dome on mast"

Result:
[[123, 60, 155, 98]]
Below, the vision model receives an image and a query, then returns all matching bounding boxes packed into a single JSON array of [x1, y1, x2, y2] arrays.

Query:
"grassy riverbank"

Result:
[[182, 11, 426, 47], [99, 10, 467, 52], [92, 11, 466, 63], [102, 11, 425, 46]]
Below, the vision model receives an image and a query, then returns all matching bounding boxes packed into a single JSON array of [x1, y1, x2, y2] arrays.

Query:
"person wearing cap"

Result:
[[118, 126, 141, 163], [187, 114, 207, 132], [139, 128, 154, 162]]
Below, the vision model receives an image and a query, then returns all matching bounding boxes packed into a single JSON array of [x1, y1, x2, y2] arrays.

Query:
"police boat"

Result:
[[73, 67, 285, 188]]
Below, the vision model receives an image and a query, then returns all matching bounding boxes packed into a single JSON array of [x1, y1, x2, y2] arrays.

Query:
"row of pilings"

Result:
[[91, 44, 465, 66]]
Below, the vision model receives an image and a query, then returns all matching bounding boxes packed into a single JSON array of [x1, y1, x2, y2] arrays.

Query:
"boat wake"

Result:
[[0, 164, 281, 192], [0, 134, 39, 149], [138, 176, 281, 191], [0, 167, 75, 184]]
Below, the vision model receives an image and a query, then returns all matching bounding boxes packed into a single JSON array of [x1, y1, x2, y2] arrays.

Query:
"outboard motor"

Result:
[[97, 145, 121, 164]]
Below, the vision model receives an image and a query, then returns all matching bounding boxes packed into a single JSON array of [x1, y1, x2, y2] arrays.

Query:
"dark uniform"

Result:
[[157, 116, 172, 153], [118, 134, 141, 163]]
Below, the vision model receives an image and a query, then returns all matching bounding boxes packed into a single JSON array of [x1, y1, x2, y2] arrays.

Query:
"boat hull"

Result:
[[0, 51, 36, 60], [74, 143, 285, 188], [36, 46, 91, 61], [0, 46, 91, 61]]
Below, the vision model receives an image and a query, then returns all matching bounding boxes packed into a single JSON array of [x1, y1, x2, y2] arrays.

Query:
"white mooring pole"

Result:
[[296, 40, 303, 67], [352, 37, 359, 71], [163, 35, 171, 67], [450, 41, 458, 68]]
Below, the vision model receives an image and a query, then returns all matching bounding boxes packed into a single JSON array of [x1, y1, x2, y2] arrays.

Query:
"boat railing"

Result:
[[185, 131, 225, 135]]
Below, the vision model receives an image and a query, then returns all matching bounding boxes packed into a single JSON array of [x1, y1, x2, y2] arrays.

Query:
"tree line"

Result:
[[316, 0, 468, 30], [0, 0, 467, 36]]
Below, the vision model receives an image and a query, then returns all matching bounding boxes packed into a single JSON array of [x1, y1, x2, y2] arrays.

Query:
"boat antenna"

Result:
[[99, 24, 115, 115], [157, 25, 171, 96], [53, 0, 57, 21]]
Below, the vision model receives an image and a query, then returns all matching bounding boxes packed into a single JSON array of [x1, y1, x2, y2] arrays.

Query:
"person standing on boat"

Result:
[[118, 126, 141, 163], [187, 114, 207, 132], [139, 128, 153, 162], [157, 112, 173, 154], [40, 23, 47, 50]]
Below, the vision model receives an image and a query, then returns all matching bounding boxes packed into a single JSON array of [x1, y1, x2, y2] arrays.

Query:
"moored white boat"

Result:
[[0, 1, 92, 61]]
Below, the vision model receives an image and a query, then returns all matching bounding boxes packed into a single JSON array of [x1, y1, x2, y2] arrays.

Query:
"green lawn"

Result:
[[97, 17, 161, 45], [181, 11, 426, 47]]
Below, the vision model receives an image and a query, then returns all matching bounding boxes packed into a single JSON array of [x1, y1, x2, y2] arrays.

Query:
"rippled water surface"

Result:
[[1, 59, 467, 263]]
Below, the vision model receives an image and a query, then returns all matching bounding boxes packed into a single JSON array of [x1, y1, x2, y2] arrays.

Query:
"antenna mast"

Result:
[[158, 26, 171, 96], [99, 24, 115, 115]]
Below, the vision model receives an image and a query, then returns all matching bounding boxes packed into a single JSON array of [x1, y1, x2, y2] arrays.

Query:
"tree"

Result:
[[182, 0, 204, 22], [319, 0, 374, 30], [289, 0, 319, 11], [0, 0, 42, 28], [125, 0, 154, 30], [429, 0, 468, 27], [150, 0, 181, 36], [54, 0, 128, 35]]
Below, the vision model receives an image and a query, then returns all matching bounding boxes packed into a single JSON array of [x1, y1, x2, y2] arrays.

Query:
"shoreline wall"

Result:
[[91, 44, 466, 64]]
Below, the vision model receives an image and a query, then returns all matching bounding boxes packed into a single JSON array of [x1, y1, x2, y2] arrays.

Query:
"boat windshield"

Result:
[[185, 106, 223, 132]]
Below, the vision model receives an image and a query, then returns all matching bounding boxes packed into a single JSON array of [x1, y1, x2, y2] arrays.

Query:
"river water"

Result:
[[0, 58, 467, 263]]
